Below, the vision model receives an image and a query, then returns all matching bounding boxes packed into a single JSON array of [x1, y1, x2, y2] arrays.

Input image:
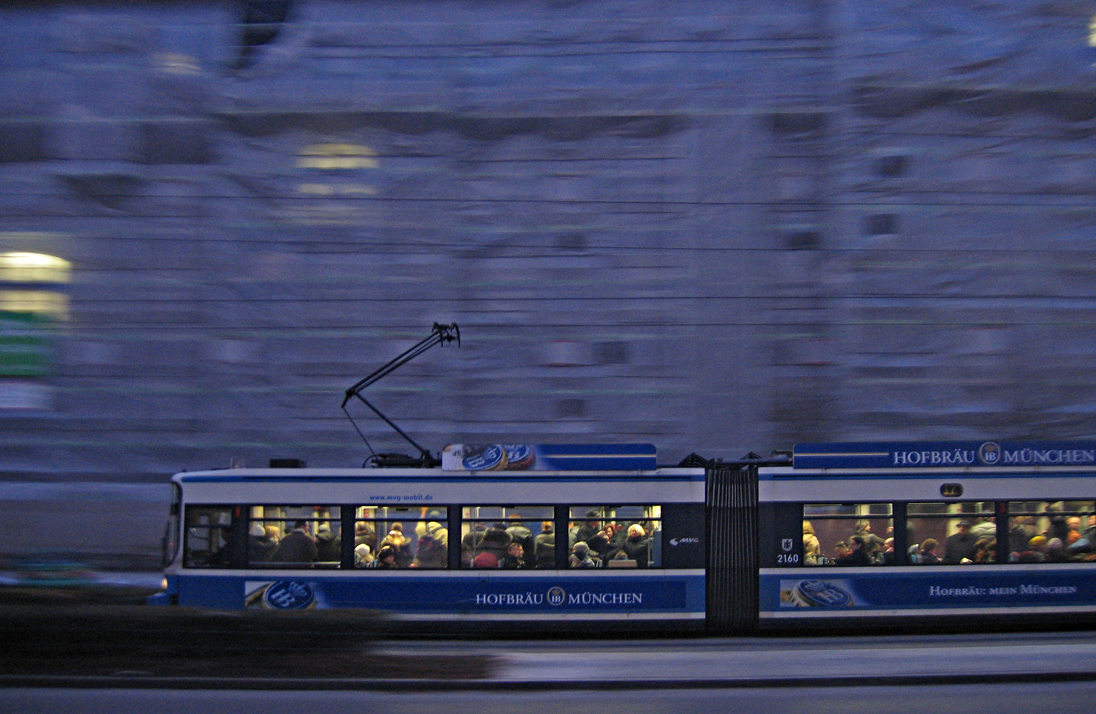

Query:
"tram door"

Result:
[[705, 464, 760, 633]]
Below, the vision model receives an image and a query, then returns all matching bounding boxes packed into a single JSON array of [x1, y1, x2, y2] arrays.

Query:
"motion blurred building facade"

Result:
[[1, 1, 1095, 557]]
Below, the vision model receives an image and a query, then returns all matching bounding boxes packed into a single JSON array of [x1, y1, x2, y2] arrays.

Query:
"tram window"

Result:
[[568, 506, 662, 568], [249, 506, 342, 568], [908, 502, 995, 564], [352, 506, 449, 569], [1007, 501, 1095, 563], [163, 484, 182, 567], [184, 506, 234, 567], [461, 506, 553, 569], [802, 504, 892, 566]]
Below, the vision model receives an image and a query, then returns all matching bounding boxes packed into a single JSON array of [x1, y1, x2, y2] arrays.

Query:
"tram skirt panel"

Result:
[[706, 466, 759, 633]]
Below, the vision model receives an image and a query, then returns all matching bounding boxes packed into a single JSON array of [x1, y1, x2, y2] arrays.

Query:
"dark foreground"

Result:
[[7, 582, 1096, 690], [0, 584, 492, 680]]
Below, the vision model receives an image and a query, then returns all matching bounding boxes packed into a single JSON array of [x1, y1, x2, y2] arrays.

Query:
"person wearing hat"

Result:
[[379, 525, 413, 568], [573, 510, 603, 546], [1014, 535, 1049, 563], [569, 541, 600, 568], [944, 520, 978, 564], [354, 543, 374, 567], [372, 545, 398, 568], [248, 522, 277, 563]]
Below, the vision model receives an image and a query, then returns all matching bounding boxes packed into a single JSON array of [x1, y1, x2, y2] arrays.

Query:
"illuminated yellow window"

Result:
[[0, 252, 70, 384], [0, 291, 69, 320], [0, 252, 71, 284], [297, 143, 379, 170]]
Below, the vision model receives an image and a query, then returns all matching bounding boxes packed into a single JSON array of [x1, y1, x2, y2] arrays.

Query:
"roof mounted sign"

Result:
[[793, 441, 1096, 470], [442, 443, 657, 472]]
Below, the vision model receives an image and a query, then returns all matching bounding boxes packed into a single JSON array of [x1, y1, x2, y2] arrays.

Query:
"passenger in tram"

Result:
[[833, 535, 872, 566], [829, 540, 849, 564], [574, 511, 603, 546], [972, 538, 996, 564], [502, 542, 526, 569], [944, 521, 978, 564], [620, 524, 651, 567], [480, 523, 512, 561], [1014, 535, 1048, 563], [854, 522, 884, 560], [379, 525, 413, 568], [970, 517, 996, 540], [1047, 504, 1069, 543], [1009, 516, 1036, 555], [210, 525, 239, 566], [1067, 516, 1096, 558], [534, 521, 555, 568], [1065, 517, 1083, 548], [248, 523, 277, 562], [1045, 537, 1068, 563], [569, 541, 600, 568], [606, 520, 629, 551], [271, 521, 318, 564], [354, 543, 374, 567], [881, 538, 896, 565], [585, 525, 615, 561], [416, 518, 448, 550], [917, 538, 941, 564], [471, 551, 499, 568], [354, 521, 377, 553], [315, 525, 341, 562], [802, 521, 821, 565], [410, 532, 446, 569], [461, 521, 489, 566], [505, 515, 535, 567], [372, 545, 398, 569]]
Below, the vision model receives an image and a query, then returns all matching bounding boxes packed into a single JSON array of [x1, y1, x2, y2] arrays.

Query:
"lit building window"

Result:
[[296, 144, 379, 171], [0, 251, 71, 408], [0, 252, 71, 284]]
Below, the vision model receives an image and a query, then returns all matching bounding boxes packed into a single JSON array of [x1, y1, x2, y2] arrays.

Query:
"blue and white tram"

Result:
[[150, 439, 1096, 633], [759, 441, 1096, 630], [149, 444, 708, 631]]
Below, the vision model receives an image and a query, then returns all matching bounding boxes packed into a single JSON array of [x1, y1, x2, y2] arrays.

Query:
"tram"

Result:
[[149, 444, 708, 631], [149, 440, 1096, 633], [757, 441, 1096, 630], [147, 326, 1096, 631]]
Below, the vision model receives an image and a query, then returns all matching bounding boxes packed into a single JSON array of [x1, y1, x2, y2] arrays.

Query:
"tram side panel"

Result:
[[757, 466, 1096, 630], [156, 468, 709, 630]]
